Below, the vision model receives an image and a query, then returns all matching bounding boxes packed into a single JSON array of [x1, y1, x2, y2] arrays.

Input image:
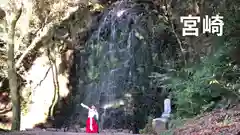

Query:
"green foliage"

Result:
[[150, 0, 240, 119], [162, 47, 239, 117], [151, 37, 240, 118], [21, 98, 28, 116]]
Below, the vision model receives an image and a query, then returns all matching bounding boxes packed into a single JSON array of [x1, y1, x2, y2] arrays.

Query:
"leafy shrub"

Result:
[[152, 46, 240, 118]]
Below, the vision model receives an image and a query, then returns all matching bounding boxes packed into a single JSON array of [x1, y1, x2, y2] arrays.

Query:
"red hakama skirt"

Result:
[[86, 117, 99, 133]]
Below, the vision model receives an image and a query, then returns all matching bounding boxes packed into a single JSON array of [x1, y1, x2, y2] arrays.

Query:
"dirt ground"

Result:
[[0, 129, 143, 135], [0, 131, 141, 135], [0, 130, 143, 135], [1, 106, 240, 135], [173, 105, 240, 135]]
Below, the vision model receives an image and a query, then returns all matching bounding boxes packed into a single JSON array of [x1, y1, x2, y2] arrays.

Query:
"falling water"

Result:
[[73, 0, 158, 130]]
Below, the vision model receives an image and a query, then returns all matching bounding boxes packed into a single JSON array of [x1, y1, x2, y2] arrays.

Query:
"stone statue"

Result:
[[152, 98, 171, 133], [161, 98, 171, 118]]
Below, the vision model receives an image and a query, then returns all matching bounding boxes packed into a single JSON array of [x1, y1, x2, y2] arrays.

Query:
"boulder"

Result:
[[152, 117, 169, 134]]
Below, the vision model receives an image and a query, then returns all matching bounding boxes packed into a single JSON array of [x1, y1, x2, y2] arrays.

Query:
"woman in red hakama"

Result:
[[81, 103, 99, 133]]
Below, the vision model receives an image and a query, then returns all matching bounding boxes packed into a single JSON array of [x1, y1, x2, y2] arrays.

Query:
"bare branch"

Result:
[[164, 4, 187, 65], [15, 22, 55, 68], [7, 4, 23, 130]]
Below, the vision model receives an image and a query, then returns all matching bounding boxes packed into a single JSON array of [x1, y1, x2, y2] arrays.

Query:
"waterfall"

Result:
[[72, 0, 158, 130]]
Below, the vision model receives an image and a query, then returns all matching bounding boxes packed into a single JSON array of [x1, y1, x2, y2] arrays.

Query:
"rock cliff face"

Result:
[[0, 0, 170, 132], [0, 8, 6, 20], [20, 49, 73, 130], [66, 0, 166, 132]]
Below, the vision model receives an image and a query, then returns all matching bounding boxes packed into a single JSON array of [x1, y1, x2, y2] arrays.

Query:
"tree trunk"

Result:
[[7, 7, 22, 131]]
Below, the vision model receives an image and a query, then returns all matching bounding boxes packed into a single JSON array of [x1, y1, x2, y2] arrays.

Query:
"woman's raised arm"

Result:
[[81, 103, 90, 110]]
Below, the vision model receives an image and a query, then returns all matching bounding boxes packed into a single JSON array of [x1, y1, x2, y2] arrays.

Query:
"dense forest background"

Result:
[[0, 0, 239, 134]]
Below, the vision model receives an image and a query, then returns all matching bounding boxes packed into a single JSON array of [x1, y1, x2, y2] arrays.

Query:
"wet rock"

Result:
[[73, 127, 84, 132], [72, 0, 157, 130], [46, 128, 57, 131], [67, 128, 77, 132], [0, 8, 5, 20], [57, 128, 65, 132], [79, 128, 85, 132], [116, 129, 123, 132], [25, 128, 42, 131], [122, 129, 130, 133]]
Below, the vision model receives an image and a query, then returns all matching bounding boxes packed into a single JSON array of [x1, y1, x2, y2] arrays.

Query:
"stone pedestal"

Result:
[[152, 117, 169, 134]]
